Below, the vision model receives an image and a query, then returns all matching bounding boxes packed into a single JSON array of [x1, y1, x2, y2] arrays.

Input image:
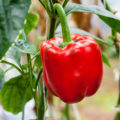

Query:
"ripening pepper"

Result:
[[40, 34, 103, 103]]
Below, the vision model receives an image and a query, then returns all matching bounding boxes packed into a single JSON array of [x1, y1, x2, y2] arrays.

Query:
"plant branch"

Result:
[[35, 69, 43, 90], [37, 9, 57, 120], [101, 0, 113, 13], [27, 54, 38, 105], [49, 0, 54, 12], [47, 17, 57, 39], [43, 0, 52, 17], [27, 54, 33, 85], [39, 0, 45, 8], [22, 101, 25, 120], [0, 60, 23, 75], [37, 80, 45, 120], [63, 104, 70, 120], [63, 0, 69, 8]]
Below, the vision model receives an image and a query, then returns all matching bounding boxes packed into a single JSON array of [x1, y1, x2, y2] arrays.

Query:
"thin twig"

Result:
[[0, 60, 23, 75]]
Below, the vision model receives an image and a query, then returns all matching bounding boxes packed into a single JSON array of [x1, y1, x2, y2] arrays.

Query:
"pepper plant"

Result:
[[0, 0, 120, 120]]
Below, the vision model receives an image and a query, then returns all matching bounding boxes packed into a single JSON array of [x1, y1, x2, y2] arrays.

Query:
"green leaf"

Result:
[[24, 12, 39, 35], [102, 52, 111, 67], [7, 12, 38, 63], [0, 75, 33, 114], [56, 27, 107, 45], [15, 39, 36, 54], [6, 46, 21, 65], [65, 2, 120, 33], [0, 67, 4, 90], [34, 55, 42, 69], [0, 0, 31, 59]]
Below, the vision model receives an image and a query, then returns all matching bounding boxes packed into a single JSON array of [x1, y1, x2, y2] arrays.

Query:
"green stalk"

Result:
[[37, 13, 57, 120], [47, 17, 57, 39], [63, 0, 69, 8], [22, 103, 25, 120], [35, 69, 43, 90], [63, 104, 70, 120], [39, 0, 45, 8], [101, 0, 113, 13], [27, 54, 38, 105], [37, 81, 45, 120], [0, 60, 23, 75], [115, 113, 120, 120], [54, 3, 72, 43], [43, 0, 52, 17], [53, 5, 71, 119], [22, 92, 27, 120], [37, 4, 71, 119], [27, 54, 33, 85], [49, 0, 54, 12]]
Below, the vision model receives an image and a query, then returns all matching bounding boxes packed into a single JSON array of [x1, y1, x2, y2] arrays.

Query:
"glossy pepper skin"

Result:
[[40, 34, 103, 103]]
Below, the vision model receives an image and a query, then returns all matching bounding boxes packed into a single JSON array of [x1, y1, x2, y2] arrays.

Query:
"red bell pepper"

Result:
[[40, 34, 103, 103]]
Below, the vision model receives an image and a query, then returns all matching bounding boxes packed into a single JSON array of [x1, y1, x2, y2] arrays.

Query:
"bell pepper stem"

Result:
[[54, 3, 72, 43]]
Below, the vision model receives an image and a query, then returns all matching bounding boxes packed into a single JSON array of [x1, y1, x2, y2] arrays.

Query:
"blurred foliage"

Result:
[[102, 52, 111, 67], [0, 75, 34, 114], [105, 37, 118, 58], [0, 67, 4, 90], [0, 0, 30, 59]]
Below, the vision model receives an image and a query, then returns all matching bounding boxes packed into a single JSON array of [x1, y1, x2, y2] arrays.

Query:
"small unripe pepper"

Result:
[[40, 34, 103, 103]]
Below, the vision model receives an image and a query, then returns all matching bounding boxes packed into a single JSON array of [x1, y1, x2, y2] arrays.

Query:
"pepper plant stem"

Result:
[[37, 81, 45, 120], [101, 0, 113, 12], [27, 54, 38, 105], [39, 0, 45, 8], [37, 14, 57, 119], [63, 104, 70, 120], [22, 99, 25, 120], [54, 3, 72, 42], [43, 0, 52, 17], [35, 69, 43, 90], [27, 54, 33, 86], [0, 60, 23, 75], [47, 17, 56, 39], [49, 0, 54, 12], [63, 0, 69, 8]]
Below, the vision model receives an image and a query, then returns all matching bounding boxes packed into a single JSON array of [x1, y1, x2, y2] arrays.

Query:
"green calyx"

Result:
[[59, 41, 74, 48], [53, 3, 72, 43]]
